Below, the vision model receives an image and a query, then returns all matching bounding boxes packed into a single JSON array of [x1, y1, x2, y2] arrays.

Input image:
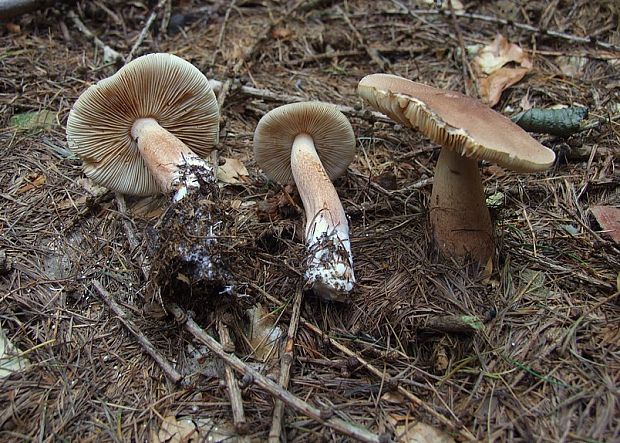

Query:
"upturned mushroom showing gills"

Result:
[[253, 102, 357, 301], [66, 53, 233, 310], [66, 52, 219, 200], [358, 73, 555, 265]]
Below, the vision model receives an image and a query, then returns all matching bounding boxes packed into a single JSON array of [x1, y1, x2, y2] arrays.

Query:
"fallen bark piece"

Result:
[[511, 106, 588, 137]]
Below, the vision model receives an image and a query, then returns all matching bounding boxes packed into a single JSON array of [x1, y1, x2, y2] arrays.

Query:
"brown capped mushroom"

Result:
[[66, 52, 219, 197], [253, 102, 356, 301], [358, 73, 555, 264]]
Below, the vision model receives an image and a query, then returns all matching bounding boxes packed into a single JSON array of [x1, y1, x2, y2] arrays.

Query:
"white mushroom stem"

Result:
[[290, 133, 355, 300], [430, 148, 494, 264], [131, 118, 215, 201]]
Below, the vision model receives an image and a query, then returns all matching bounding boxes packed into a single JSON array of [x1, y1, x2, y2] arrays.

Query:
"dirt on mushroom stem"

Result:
[[145, 160, 242, 320]]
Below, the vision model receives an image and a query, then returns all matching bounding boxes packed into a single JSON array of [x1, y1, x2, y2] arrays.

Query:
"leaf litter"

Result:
[[0, 1, 619, 442]]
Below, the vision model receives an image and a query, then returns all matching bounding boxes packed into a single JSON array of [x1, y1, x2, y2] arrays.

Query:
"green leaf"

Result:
[[9, 110, 57, 131]]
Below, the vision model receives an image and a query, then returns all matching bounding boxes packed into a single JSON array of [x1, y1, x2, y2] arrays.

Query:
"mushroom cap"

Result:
[[253, 102, 356, 184], [358, 73, 555, 172], [66, 53, 219, 196]]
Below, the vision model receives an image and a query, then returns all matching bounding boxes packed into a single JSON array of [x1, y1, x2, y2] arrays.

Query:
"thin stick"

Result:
[[254, 285, 476, 441], [126, 0, 168, 63], [167, 303, 384, 443], [268, 287, 304, 443], [214, 0, 307, 108], [207, 79, 391, 124], [387, 5, 620, 52], [446, 0, 476, 96], [92, 279, 183, 385], [115, 193, 150, 279], [217, 320, 250, 438], [337, 6, 387, 71], [67, 10, 122, 62]]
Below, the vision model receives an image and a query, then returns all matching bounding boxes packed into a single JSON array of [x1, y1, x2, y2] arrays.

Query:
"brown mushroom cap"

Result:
[[358, 73, 555, 172], [66, 53, 219, 196], [253, 102, 356, 184]]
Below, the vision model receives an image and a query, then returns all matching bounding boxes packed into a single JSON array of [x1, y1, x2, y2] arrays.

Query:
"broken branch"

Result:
[[167, 303, 385, 443]]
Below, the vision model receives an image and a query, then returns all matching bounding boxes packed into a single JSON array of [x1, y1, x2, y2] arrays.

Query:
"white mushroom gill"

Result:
[[290, 133, 355, 300]]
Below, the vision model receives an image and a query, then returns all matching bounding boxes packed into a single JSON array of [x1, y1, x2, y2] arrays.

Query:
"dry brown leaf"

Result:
[[17, 173, 46, 193], [479, 67, 530, 107], [590, 206, 620, 244], [474, 34, 532, 106], [381, 391, 405, 404], [57, 195, 88, 210], [246, 303, 282, 363], [395, 421, 456, 443], [272, 27, 293, 39], [217, 157, 249, 185], [474, 34, 532, 74], [556, 55, 587, 78], [153, 416, 197, 443], [76, 177, 108, 197], [5, 23, 21, 34]]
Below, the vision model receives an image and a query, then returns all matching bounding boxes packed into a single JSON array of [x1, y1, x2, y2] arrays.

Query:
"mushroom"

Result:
[[253, 102, 357, 301], [66, 52, 220, 199], [67, 53, 232, 306], [358, 73, 555, 264]]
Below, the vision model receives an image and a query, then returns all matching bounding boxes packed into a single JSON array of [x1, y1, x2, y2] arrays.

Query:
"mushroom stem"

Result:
[[132, 118, 213, 198], [290, 133, 355, 300], [430, 149, 494, 264]]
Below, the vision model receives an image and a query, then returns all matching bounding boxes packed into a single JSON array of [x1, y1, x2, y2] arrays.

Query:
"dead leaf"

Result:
[[153, 416, 197, 443], [381, 391, 405, 404], [272, 27, 293, 39], [556, 55, 587, 78], [419, 0, 463, 13], [77, 177, 108, 197], [57, 195, 88, 210], [590, 206, 620, 244], [246, 304, 282, 363], [5, 23, 21, 34], [17, 173, 46, 193], [1, 324, 29, 378], [217, 157, 249, 185], [395, 421, 456, 443], [474, 34, 532, 74], [473, 35, 532, 106], [176, 273, 191, 285], [479, 67, 530, 107], [129, 195, 167, 219]]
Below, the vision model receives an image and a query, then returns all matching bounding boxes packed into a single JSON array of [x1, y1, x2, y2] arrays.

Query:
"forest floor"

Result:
[[1, 0, 619, 442]]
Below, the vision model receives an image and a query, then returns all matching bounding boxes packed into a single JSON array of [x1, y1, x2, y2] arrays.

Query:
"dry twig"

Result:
[[255, 285, 477, 441], [269, 286, 304, 443], [208, 79, 391, 123], [167, 303, 386, 443], [92, 279, 183, 385], [388, 5, 620, 52], [217, 320, 250, 439], [126, 0, 169, 63], [67, 10, 122, 62]]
